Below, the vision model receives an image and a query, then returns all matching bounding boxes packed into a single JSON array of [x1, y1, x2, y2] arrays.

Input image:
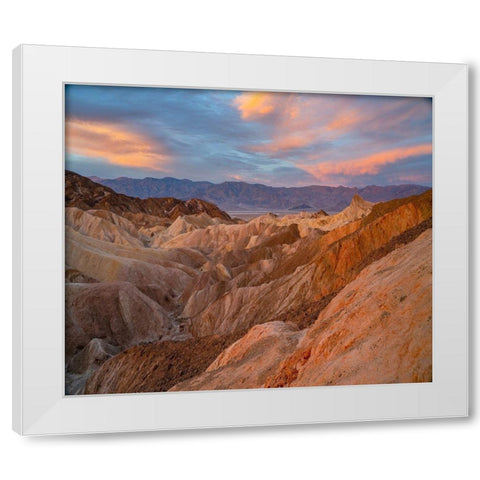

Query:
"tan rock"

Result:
[[65, 281, 173, 359], [276, 193, 374, 235], [266, 229, 432, 387], [66, 207, 144, 247], [170, 322, 303, 391], [186, 191, 431, 337], [173, 229, 432, 391], [64, 173, 433, 395], [66, 227, 202, 291]]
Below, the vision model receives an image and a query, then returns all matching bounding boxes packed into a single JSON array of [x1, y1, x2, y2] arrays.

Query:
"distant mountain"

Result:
[[90, 175, 430, 213]]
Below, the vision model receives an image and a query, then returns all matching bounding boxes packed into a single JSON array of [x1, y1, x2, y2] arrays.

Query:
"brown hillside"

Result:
[[66, 170, 232, 223]]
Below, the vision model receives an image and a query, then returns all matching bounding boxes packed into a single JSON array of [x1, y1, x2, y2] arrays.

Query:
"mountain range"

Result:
[[89, 175, 430, 213]]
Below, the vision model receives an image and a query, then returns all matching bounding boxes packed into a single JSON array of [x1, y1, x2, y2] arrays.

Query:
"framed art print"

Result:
[[12, 45, 468, 435]]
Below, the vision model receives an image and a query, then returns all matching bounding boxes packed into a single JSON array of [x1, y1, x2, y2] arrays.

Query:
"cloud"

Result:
[[235, 93, 334, 154], [65, 119, 171, 171], [232, 92, 276, 119], [234, 93, 370, 156], [66, 85, 432, 187], [236, 93, 431, 159], [326, 110, 362, 131], [300, 143, 432, 179], [247, 134, 314, 154]]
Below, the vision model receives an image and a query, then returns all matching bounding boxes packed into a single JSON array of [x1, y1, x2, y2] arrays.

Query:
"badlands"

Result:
[[64, 171, 432, 394]]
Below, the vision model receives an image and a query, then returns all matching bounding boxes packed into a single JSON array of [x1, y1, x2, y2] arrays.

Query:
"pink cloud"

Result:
[[326, 110, 362, 131], [65, 119, 171, 171], [234, 92, 366, 154], [234, 93, 431, 162], [247, 134, 316, 154], [299, 143, 432, 179]]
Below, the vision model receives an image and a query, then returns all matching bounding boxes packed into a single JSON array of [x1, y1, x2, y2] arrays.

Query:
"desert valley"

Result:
[[65, 171, 432, 395]]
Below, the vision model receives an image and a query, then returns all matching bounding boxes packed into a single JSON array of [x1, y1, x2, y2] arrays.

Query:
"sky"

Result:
[[65, 84, 432, 188]]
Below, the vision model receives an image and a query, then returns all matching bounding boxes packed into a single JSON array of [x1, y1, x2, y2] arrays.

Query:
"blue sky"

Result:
[[65, 84, 432, 187]]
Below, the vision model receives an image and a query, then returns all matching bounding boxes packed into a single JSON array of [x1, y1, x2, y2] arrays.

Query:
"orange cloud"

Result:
[[235, 92, 353, 153], [65, 119, 171, 170], [287, 104, 300, 119], [300, 143, 432, 178], [233, 92, 276, 120], [229, 174, 246, 181], [326, 110, 361, 131], [248, 134, 315, 154]]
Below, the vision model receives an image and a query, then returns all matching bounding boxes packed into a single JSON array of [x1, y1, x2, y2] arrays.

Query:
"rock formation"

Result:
[[170, 230, 432, 391], [65, 171, 432, 395], [66, 170, 232, 224]]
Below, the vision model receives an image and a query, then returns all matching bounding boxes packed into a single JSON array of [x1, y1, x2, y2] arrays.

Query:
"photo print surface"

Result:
[[64, 85, 432, 395]]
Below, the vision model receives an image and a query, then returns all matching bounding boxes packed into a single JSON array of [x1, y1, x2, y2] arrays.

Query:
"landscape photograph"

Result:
[[64, 84, 433, 395]]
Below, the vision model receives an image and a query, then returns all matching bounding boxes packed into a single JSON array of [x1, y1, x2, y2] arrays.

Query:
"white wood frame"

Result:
[[12, 45, 468, 435]]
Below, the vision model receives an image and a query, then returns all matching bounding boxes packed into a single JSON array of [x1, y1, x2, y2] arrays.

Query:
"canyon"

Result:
[[65, 171, 432, 395]]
